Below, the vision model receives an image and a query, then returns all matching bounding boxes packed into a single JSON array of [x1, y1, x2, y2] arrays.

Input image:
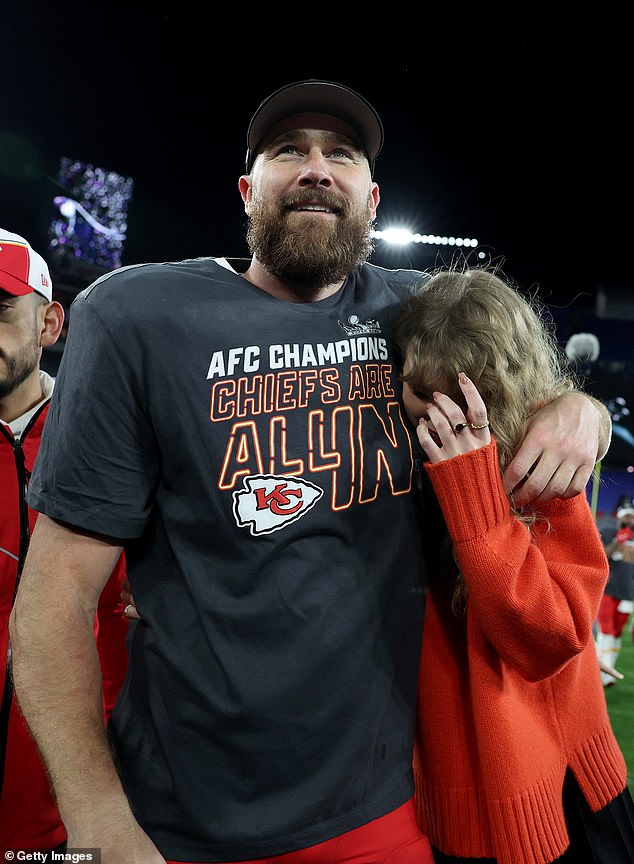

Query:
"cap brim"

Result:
[[246, 80, 383, 173], [0, 267, 34, 297]]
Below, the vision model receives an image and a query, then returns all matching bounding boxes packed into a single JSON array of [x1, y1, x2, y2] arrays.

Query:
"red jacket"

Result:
[[0, 401, 129, 851], [413, 439, 625, 864]]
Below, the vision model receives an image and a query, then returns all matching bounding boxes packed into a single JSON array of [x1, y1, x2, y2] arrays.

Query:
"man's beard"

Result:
[[0, 336, 40, 400], [246, 190, 374, 293]]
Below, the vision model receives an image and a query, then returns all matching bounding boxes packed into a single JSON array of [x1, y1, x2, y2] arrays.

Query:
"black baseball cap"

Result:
[[245, 79, 384, 175]]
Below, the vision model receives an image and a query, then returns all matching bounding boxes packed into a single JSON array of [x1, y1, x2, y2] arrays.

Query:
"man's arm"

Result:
[[503, 392, 611, 506], [584, 394, 612, 461], [9, 515, 164, 863]]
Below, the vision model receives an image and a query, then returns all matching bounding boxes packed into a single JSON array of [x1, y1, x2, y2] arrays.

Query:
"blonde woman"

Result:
[[395, 267, 634, 864]]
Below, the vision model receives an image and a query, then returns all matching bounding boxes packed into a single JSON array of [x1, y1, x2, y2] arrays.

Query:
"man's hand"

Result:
[[60, 789, 167, 863], [598, 657, 624, 681], [503, 392, 608, 506], [121, 576, 140, 620]]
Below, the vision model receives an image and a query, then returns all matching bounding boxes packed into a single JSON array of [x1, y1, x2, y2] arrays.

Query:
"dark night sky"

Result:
[[3, 10, 630, 312], [2, 10, 633, 476]]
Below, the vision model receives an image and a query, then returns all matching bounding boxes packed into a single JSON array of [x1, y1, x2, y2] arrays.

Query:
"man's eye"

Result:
[[330, 148, 353, 159]]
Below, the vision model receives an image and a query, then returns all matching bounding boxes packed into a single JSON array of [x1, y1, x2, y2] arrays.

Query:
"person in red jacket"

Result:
[[0, 228, 129, 854], [395, 266, 634, 864], [596, 503, 634, 685]]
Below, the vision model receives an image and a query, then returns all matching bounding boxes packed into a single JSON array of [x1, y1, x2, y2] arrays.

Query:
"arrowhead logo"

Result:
[[233, 474, 323, 535]]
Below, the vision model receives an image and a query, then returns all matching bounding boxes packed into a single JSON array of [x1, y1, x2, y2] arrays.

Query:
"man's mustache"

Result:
[[282, 191, 347, 214]]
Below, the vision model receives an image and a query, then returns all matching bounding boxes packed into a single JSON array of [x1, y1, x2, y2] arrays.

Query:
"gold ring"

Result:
[[453, 422, 468, 432], [470, 421, 490, 430]]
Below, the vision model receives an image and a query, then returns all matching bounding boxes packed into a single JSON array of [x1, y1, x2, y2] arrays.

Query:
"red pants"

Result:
[[597, 594, 631, 638], [167, 798, 433, 863]]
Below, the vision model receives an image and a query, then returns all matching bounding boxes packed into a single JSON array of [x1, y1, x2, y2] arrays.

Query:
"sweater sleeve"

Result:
[[423, 439, 609, 681]]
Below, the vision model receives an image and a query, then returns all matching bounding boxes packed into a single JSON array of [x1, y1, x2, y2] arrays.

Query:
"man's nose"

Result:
[[297, 149, 333, 187]]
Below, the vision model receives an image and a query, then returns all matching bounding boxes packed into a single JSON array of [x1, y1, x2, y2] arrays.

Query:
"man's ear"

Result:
[[369, 181, 380, 221], [39, 300, 65, 348], [238, 175, 253, 214]]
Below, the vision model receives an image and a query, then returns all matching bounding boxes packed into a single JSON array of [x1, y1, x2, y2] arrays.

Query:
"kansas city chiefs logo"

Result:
[[233, 474, 323, 535]]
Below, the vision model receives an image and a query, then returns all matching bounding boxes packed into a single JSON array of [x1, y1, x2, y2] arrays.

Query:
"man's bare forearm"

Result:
[[10, 599, 128, 830], [9, 516, 134, 839]]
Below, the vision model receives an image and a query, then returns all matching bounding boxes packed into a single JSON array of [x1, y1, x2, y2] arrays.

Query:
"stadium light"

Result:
[[371, 227, 478, 247]]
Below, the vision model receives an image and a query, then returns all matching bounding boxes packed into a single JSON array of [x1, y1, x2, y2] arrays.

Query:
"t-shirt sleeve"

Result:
[[28, 286, 159, 539]]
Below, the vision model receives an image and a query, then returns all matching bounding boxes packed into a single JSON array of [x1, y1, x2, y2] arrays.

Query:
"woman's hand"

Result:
[[416, 372, 491, 464]]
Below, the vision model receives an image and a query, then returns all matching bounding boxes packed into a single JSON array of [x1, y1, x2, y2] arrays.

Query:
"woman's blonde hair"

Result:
[[395, 265, 577, 473], [394, 265, 579, 614]]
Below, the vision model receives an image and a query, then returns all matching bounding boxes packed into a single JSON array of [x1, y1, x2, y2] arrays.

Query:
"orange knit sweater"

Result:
[[413, 439, 626, 864]]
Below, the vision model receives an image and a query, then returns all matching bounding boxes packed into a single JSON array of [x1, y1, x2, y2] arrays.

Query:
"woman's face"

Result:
[[400, 351, 435, 428], [401, 378, 429, 428]]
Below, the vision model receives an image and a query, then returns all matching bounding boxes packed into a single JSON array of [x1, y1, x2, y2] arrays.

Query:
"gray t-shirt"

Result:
[[28, 257, 429, 861]]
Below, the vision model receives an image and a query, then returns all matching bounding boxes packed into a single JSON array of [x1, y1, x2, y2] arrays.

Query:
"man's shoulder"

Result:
[[360, 261, 429, 288], [356, 262, 430, 300], [74, 257, 240, 305]]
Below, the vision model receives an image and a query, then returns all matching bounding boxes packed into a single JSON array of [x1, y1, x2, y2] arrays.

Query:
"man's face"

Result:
[[0, 290, 43, 400], [620, 513, 634, 529], [241, 116, 380, 292]]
